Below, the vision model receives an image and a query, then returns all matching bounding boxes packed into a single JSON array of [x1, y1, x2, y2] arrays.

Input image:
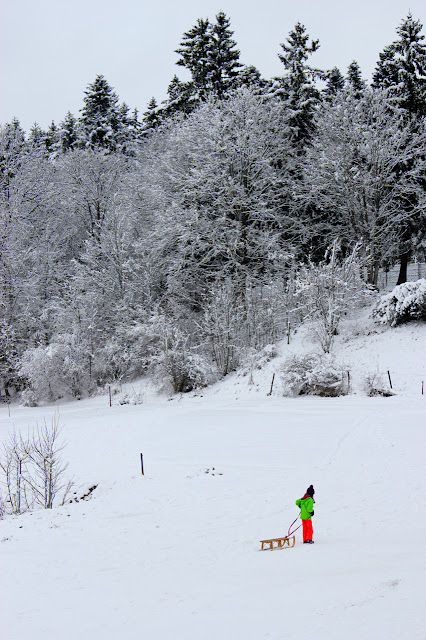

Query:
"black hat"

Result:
[[306, 485, 315, 497]]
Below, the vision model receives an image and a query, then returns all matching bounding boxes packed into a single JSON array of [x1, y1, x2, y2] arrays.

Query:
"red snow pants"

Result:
[[302, 519, 313, 542]]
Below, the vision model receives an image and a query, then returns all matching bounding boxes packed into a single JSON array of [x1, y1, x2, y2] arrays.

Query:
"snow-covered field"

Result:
[[1, 317, 425, 640]]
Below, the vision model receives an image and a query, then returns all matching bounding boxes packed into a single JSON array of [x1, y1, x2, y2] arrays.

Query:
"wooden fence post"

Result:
[[387, 371, 393, 389], [140, 453, 144, 476]]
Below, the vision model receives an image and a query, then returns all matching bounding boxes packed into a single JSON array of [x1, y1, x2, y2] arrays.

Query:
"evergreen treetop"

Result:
[[373, 13, 426, 116]]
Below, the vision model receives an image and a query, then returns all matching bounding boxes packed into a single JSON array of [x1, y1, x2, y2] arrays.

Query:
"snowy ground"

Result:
[[1, 316, 425, 640]]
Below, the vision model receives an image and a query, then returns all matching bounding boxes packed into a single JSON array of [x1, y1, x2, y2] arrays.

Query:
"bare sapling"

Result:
[[0, 416, 74, 515], [19, 416, 73, 509], [0, 431, 33, 514]]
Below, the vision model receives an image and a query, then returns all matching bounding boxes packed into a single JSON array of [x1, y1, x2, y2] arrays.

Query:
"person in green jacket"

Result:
[[296, 485, 315, 544]]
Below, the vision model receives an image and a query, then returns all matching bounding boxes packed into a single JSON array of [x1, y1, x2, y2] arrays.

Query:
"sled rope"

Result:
[[287, 517, 302, 538]]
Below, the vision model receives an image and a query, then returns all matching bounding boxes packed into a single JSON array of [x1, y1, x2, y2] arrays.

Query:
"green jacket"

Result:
[[296, 496, 314, 520]]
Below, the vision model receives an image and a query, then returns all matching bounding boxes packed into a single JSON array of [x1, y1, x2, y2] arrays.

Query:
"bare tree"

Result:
[[0, 416, 73, 514]]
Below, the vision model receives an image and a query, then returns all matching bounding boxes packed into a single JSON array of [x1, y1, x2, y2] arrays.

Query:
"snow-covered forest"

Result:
[[1, 12, 425, 404]]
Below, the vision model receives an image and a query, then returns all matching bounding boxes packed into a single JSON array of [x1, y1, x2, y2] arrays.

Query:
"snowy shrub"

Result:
[[114, 388, 145, 405], [362, 370, 395, 397], [293, 242, 373, 353], [373, 278, 426, 326], [19, 345, 64, 403], [239, 344, 278, 376], [281, 353, 349, 397], [154, 350, 218, 394], [148, 314, 219, 394], [19, 333, 94, 403], [20, 388, 39, 407]]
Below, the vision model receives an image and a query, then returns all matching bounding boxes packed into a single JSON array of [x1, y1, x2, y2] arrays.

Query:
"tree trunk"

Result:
[[396, 252, 410, 285]]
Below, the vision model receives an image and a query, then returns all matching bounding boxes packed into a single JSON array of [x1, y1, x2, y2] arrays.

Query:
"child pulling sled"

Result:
[[296, 485, 315, 544]]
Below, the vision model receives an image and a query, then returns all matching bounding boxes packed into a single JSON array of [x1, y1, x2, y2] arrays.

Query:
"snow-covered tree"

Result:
[[136, 89, 293, 305], [346, 61, 366, 97], [58, 111, 80, 153], [79, 75, 133, 152], [272, 22, 324, 149], [372, 14, 426, 282], [175, 18, 212, 100], [175, 12, 241, 102], [298, 89, 426, 284], [324, 67, 345, 97], [209, 11, 242, 98], [373, 13, 426, 117]]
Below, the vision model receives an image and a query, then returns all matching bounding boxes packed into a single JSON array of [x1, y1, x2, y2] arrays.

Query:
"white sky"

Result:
[[1, 0, 425, 132]]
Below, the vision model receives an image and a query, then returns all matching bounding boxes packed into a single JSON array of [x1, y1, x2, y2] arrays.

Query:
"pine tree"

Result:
[[0, 118, 26, 197], [176, 18, 212, 99], [273, 22, 323, 149], [80, 75, 122, 151], [44, 121, 60, 155], [373, 13, 426, 117], [235, 65, 268, 92], [324, 67, 345, 97], [372, 14, 426, 282], [372, 46, 399, 88], [163, 75, 195, 118], [175, 13, 241, 101], [141, 98, 163, 137], [28, 123, 45, 149], [346, 61, 366, 96], [209, 11, 241, 98], [59, 111, 79, 153]]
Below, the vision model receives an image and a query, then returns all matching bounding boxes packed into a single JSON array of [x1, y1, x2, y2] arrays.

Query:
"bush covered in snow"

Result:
[[373, 279, 426, 326], [19, 339, 93, 404], [239, 344, 278, 377], [361, 370, 395, 397], [113, 388, 145, 405], [281, 353, 349, 397], [292, 242, 373, 353]]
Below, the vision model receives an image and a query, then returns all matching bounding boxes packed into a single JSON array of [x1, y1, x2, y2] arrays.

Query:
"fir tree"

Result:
[[175, 13, 241, 101], [28, 122, 45, 149], [372, 14, 426, 282], [0, 118, 26, 197], [163, 75, 196, 118], [373, 13, 426, 117], [176, 18, 212, 99], [59, 111, 79, 153], [80, 75, 122, 151], [273, 22, 324, 149], [324, 67, 345, 97], [235, 65, 268, 92], [128, 108, 142, 139], [346, 61, 366, 97], [44, 121, 60, 155], [372, 46, 399, 88], [209, 11, 241, 98], [141, 98, 162, 136]]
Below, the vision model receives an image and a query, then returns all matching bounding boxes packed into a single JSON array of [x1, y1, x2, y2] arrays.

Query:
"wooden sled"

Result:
[[260, 535, 295, 550]]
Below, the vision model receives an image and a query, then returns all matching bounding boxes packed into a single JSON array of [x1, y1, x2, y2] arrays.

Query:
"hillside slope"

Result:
[[1, 312, 425, 640]]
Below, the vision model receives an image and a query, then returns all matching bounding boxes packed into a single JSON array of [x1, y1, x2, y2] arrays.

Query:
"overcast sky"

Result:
[[1, 0, 425, 132]]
